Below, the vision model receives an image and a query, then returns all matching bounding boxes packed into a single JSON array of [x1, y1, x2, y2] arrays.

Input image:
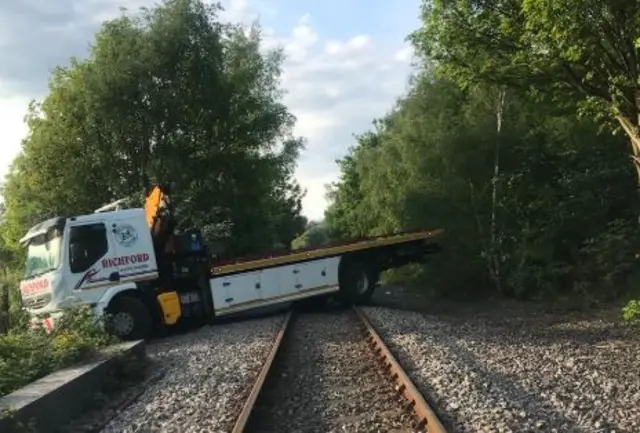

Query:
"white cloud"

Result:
[[0, 0, 416, 222], [324, 35, 371, 56], [283, 22, 318, 62], [293, 111, 343, 143], [394, 45, 413, 62], [0, 95, 29, 180], [297, 172, 339, 223]]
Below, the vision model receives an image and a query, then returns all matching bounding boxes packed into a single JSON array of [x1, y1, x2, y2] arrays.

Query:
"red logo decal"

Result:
[[20, 278, 50, 296], [102, 253, 150, 268], [86, 268, 99, 282]]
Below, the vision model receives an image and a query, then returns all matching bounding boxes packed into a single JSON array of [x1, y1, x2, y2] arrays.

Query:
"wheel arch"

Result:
[[95, 283, 162, 328], [337, 250, 380, 304], [338, 250, 380, 283]]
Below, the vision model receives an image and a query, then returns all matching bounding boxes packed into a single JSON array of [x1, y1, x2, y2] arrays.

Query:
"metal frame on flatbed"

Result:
[[212, 229, 444, 276]]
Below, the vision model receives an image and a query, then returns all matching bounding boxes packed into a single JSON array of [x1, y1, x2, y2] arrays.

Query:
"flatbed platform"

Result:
[[211, 228, 444, 276]]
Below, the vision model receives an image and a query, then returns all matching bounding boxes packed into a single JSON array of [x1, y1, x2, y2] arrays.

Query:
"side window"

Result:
[[69, 223, 109, 274]]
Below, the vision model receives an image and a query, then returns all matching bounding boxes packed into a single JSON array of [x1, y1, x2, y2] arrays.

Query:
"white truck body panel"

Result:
[[210, 256, 341, 315]]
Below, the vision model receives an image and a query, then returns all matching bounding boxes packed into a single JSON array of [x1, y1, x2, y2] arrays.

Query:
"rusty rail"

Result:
[[232, 307, 446, 432], [353, 306, 447, 433], [231, 310, 292, 433]]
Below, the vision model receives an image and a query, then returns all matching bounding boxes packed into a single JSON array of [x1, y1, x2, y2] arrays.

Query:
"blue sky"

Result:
[[264, 0, 420, 40], [0, 0, 421, 221]]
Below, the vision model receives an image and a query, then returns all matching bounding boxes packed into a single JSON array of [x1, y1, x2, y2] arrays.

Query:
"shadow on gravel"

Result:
[[150, 303, 291, 343], [439, 337, 624, 433], [439, 316, 639, 350], [532, 323, 640, 346]]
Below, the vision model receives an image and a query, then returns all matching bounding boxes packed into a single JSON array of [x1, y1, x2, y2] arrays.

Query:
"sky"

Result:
[[0, 0, 421, 221]]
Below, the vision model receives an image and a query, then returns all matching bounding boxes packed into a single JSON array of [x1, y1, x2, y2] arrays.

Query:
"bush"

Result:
[[0, 270, 21, 334], [291, 222, 331, 250], [622, 299, 640, 323], [0, 305, 117, 397]]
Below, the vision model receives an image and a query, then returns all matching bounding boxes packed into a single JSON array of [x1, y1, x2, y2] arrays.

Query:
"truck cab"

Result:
[[19, 185, 214, 339], [19, 208, 160, 330]]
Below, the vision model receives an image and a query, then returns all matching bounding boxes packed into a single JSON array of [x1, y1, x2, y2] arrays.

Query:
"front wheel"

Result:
[[338, 262, 377, 305], [105, 296, 153, 341]]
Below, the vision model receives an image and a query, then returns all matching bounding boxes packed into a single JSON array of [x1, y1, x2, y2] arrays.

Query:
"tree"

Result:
[[411, 1, 640, 181], [324, 71, 640, 301], [291, 221, 330, 250], [1, 0, 306, 259], [324, 126, 386, 241]]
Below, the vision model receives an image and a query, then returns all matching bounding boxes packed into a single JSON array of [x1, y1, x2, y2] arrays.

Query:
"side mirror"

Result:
[[108, 272, 120, 282]]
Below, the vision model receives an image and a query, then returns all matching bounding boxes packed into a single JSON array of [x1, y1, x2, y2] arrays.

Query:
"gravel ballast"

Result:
[[362, 306, 640, 433], [100, 314, 286, 433], [248, 310, 419, 433]]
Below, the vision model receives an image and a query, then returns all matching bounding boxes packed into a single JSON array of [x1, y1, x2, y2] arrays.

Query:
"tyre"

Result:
[[106, 296, 153, 340], [338, 262, 377, 304]]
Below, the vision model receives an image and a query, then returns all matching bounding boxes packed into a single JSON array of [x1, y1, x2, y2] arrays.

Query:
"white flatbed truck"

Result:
[[18, 185, 443, 340]]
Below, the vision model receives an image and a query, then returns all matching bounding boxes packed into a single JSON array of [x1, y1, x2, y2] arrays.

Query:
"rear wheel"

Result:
[[338, 262, 377, 304], [106, 296, 153, 341]]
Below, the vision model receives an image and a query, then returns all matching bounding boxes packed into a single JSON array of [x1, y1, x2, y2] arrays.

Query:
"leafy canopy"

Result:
[[0, 0, 306, 259], [411, 1, 640, 175]]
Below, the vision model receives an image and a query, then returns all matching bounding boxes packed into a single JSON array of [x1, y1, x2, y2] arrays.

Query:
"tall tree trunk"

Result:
[[0, 267, 8, 334], [489, 88, 506, 294], [616, 114, 640, 183]]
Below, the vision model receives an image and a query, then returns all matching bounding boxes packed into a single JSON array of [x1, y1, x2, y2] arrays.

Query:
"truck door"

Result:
[[106, 217, 158, 282], [67, 221, 114, 299]]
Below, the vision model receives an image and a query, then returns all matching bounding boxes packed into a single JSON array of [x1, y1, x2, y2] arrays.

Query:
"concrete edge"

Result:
[[0, 340, 146, 433]]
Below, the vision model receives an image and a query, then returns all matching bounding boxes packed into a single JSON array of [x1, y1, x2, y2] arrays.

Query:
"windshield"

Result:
[[24, 230, 63, 279]]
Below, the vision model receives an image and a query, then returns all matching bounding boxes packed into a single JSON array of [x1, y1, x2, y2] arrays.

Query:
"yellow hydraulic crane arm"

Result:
[[144, 185, 175, 253]]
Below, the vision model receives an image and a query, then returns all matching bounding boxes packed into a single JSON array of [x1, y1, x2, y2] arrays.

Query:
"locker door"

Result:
[[224, 271, 262, 307], [296, 261, 326, 292], [259, 268, 282, 301]]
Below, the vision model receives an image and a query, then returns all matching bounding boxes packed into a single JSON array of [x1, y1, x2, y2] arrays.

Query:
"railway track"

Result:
[[59, 303, 640, 433], [232, 306, 446, 433]]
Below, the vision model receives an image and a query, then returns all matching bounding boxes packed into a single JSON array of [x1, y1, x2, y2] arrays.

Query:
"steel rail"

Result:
[[231, 309, 293, 433], [353, 306, 448, 433], [233, 306, 447, 433]]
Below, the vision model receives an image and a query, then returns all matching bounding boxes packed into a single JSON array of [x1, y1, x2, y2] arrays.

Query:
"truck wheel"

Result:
[[339, 262, 376, 304], [106, 296, 152, 341]]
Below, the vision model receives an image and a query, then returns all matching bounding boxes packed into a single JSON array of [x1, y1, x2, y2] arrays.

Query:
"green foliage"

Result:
[[411, 1, 640, 118], [400, 0, 640, 313], [325, 1, 640, 312], [325, 71, 640, 302], [291, 221, 330, 250], [0, 0, 306, 259], [0, 305, 115, 398], [325, 129, 384, 240], [411, 0, 640, 180], [622, 299, 640, 323], [0, 269, 24, 334]]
